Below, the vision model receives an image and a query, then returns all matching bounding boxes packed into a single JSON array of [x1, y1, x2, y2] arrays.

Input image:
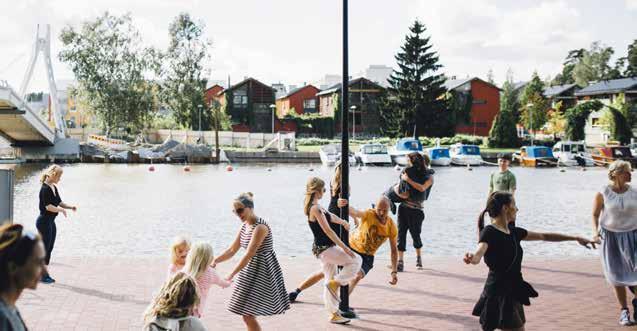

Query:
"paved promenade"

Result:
[[17, 256, 636, 330]]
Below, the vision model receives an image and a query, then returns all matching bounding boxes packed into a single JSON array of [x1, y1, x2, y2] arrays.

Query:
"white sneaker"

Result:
[[619, 309, 632, 326], [330, 312, 351, 324]]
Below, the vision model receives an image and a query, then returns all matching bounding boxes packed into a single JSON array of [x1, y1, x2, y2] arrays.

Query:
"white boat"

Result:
[[449, 143, 483, 166], [355, 143, 392, 166], [388, 138, 424, 166], [425, 147, 452, 166], [552, 141, 594, 166], [319, 144, 356, 167]]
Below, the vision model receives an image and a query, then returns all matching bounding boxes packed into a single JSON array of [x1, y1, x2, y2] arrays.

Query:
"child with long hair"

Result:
[[384, 152, 434, 214], [168, 236, 190, 278], [464, 191, 596, 331], [182, 242, 230, 317], [143, 272, 207, 331]]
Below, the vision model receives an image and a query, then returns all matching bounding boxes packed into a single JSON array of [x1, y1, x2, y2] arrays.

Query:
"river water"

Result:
[[11, 163, 607, 258]]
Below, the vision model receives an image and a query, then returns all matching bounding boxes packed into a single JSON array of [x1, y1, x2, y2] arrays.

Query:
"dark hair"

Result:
[[477, 192, 514, 238], [407, 152, 426, 172], [0, 224, 41, 291]]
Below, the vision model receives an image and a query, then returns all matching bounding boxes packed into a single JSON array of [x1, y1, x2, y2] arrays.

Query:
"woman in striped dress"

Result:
[[213, 192, 289, 331]]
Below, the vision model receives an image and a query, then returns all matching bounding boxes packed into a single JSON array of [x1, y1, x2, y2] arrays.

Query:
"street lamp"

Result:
[[350, 105, 357, 140], [197, 104, 203, 144], [526, 102, 533, 146], [269, 104, 276, 134]]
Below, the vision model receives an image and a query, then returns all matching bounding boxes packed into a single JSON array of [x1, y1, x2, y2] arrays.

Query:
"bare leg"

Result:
[[398, 251, 404, 261], [348, 272, 365, 295], [614, 286, 629, 309], [242, 315, 261, 331], [299, 271, 324, 291], [416, 248, 422, 258]]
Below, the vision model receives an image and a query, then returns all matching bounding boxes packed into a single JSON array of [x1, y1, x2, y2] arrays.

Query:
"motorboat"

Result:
[[552, 141, 594, 167], [355, 143, 392, 166], [591, 145, 637, 167], [388, 138, 423, 166], [514, 146, 558, 167], [425, 147, 451, 166], [449, 143, 483, 166], [319, 144, 356, 167]]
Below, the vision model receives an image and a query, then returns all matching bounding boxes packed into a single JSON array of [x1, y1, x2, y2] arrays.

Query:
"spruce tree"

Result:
[[488, 79, 520, 147], [382, 20, 447, 137]]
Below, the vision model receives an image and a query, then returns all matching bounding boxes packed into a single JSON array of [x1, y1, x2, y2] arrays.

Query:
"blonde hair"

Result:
[[331, 162, 342, 197], [143, 272, 199, 324], [233, 192, 254, 210], [304, 177, 325, 217], [170, 236, 190, 266], [608, 160, 632, 181], [183, 242, 214, 280], [40, 165, 63, 184]]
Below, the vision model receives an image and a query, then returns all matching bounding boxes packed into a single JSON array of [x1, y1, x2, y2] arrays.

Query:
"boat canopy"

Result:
[[429, 148, 450, 159], [395, 138, 423, 152], [361, 144, 387, 154], [558, 142, 585, 153], [320, 144, 341, 155], [525, 146, 554, 158], [459, 145, 481, 155], [611, 147, 633, 158]]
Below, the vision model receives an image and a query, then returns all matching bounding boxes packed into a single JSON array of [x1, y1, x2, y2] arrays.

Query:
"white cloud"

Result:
[[627, 0, 637, 10]]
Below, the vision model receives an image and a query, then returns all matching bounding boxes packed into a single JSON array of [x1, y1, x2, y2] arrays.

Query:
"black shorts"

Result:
[[354, 249, 374, 276]]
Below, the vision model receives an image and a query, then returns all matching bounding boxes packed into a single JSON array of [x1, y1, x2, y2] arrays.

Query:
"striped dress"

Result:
[[227, 218, 290, 316]]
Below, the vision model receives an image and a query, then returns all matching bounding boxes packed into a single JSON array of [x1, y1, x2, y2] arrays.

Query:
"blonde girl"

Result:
[[183, 242, 230, 317], [168, 236, 191, 277]]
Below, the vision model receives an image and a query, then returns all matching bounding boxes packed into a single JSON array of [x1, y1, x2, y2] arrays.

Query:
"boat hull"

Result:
[[451, 156, 483, 166], [430, 157, 451, 166], [519, 157, 558, 167]]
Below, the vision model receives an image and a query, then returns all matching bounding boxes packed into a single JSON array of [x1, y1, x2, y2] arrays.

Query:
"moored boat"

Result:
[[552, 141, 594, 167], [591, 145, 637, 167], [355, 143, 392, 166], [449, 143, 483, 166], [388, 138, 424, 166], [319, 144, 356, 167], [514, 146, 558, 167]]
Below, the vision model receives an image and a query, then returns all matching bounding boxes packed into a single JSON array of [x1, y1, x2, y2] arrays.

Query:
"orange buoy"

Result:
[[148, 165, 155, 172], [226, 165, 234, 172], [184, 166, 191, 172]]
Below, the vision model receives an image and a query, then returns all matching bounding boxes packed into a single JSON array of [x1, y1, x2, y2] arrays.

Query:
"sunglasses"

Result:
[[233, 207, 245, 215]]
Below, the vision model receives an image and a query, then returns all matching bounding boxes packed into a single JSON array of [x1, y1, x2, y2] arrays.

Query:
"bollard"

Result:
[[0, 168, 14, 224]]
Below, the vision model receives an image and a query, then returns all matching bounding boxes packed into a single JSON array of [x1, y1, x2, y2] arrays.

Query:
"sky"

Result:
[[0, 0, 636, 94]]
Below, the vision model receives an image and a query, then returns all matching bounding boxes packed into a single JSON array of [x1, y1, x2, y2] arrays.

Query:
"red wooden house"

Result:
[[444, 77, 501, 136]]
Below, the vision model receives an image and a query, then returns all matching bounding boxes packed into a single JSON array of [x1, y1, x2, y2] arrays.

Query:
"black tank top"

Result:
[[308, 209, 336, 247]]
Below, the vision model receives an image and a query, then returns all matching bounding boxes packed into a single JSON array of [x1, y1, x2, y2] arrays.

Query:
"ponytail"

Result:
[[304, 177, 325, 217], [304, 192, 315, 217], [477, 209, 488, 239], [40, 165, 61, 184], [477, 191, 514, 240]]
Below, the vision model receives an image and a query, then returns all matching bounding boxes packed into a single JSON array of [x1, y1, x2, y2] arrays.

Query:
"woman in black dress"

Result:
[[464, 191, 595, 331], [36, 165, 77, 283]]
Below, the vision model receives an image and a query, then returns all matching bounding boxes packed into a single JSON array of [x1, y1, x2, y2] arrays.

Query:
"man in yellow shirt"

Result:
[[288, 196, 399, 304]]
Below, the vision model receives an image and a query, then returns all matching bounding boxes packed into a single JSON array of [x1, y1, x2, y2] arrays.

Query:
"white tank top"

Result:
[[600, 185, 637, 232]]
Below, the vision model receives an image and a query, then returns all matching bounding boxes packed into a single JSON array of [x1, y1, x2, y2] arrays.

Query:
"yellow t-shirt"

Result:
[[349, 209, 398, 256]]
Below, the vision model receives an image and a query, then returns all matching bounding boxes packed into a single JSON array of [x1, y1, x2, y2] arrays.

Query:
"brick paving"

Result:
[[16, 256, 637, 330]]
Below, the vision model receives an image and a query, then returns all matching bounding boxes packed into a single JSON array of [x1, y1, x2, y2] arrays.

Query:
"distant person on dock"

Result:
[[36, 165, 77, 284], [488, 154, 516, 196], [167, 236, 190, 278], [182, 242, 230, 318], [591, 160, 637, 326], [213, 193, 289, 331], [303, 177, 361, 325], [0, 224, 46, 331], [288, 196, 398, 307], [388, 152, 433, 272], [464, 191, 595, 331], [384, 152, 434, 215], [143, 272, 207, 331]]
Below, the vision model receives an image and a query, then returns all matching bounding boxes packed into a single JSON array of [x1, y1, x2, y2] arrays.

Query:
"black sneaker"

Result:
[[397, 260, 404, 272], [340, 308, 358, 319], [416, 256, 423, 269], [288, 291, 299, 303], [40, 275, 55, 284], [632, 298, 637, 323]]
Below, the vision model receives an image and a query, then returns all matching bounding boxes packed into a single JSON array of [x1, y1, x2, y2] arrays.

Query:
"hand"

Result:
[[576, 237, 597, 249], [401, 173, 409, 181], [592, 234, 602, 244], [71, 206, 77, 212], [60, 209, 68, 218], [463, 252, 475, 265], [210, 259, 217, 268], [344, 247, 356, 258], [337, 198, 348, 208], [342, 222, 350, 232], [224, 274, 234, 282], [389, 273, 398, 285]]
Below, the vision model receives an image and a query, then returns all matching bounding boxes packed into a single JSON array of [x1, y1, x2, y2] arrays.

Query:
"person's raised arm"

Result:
[[388, 235, 398, 285], [591, 192, 604, 243], [524, 231, 596, 249], [226, 224, 268, 281], [312, 206, 355, 258], [463, 242, 488, 265], [213, 226, 242, 265], [401, 173, 433, 192]]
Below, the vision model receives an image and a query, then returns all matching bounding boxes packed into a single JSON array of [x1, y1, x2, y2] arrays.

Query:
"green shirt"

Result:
[[489, 170, 516, 194]]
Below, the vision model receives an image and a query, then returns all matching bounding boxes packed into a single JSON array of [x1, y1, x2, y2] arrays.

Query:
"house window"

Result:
[[303, 99, 316, 113], [591, 118, 601, 127], [233, 95, 248, 107]]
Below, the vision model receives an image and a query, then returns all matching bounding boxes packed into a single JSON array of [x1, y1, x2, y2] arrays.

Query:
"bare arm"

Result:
[[592, 192, 604, 242], [524, 231, 596, 249], [388, 236, 398, 285], [214, 226, 242, 265], [311, 206, 354, 256], [59, 202, 77, 211], [227, 224, 268, 280], [337, 199, 361, 226], [463, 242, 488, 265], [401, 173, 433, 192]]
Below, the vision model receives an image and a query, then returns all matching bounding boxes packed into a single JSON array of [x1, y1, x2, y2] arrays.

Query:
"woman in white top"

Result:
[[592, 160, 637, 326]]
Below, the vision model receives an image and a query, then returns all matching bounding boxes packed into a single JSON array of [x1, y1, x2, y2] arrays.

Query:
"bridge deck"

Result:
[[0, 82, 55, 145]]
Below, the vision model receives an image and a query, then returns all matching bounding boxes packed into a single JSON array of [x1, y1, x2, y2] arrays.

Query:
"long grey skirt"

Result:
[[601, 228, 637, 286]]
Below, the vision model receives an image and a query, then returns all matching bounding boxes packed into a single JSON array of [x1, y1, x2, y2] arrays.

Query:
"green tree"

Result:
[[519, 73, 549, 132], [488, 78, 520, 147], [382, 20, 448, 137], [545, 101, 566, 137], [626, 40, 637, 77], [551, 48, 584, 86], [160, 13, 212, 131], [564, 100, 603, 141], [572, 42, 617, 86], [209, 99, 231, 162], [606, 94, 635, 144], [59, 12, 159, 136]]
